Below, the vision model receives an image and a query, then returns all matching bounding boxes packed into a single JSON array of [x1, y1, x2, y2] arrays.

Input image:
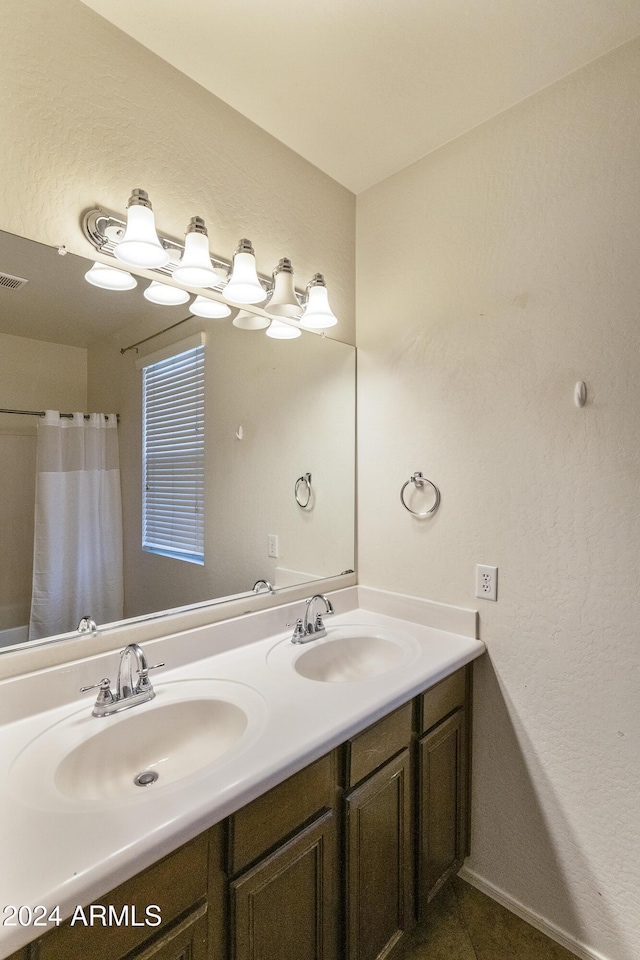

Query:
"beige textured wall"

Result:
[[357, 38, 640, 960], [0, 334, 87, 631], [0, 0, 355, 344]]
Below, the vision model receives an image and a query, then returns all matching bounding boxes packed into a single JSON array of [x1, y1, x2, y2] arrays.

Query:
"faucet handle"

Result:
[[286, 618, 307, 642], [80, 677, 111, 694], [80, 677, 115, 706], [137, 662, 165, 690]]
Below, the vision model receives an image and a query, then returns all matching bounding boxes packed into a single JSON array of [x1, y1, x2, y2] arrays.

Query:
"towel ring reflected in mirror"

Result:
[[400, 471, 441, 518], [295, 472, 312, 508]]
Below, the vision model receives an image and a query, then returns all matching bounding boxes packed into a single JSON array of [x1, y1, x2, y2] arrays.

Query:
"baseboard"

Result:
[[457, 867, 612, 960]]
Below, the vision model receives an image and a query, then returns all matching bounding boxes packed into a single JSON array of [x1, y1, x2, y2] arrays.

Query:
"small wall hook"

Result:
[[235, 426, 243, 440], [574, 381, 587, 408]]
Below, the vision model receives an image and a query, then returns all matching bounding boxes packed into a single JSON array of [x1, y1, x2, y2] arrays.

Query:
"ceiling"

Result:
[[81, 0, 640, 194]]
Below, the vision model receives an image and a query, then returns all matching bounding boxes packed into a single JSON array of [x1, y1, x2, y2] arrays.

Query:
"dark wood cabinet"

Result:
[[131, 905, 209, 960], [416, 669, 470, 913], [230, 810, 338, 960], [345, 750, 413, 960], [13, 664, 473, 960]]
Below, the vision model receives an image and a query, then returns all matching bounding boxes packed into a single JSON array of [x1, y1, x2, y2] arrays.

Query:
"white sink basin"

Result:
[[268, 625, 420, 682], [9, 679, 267, 808]]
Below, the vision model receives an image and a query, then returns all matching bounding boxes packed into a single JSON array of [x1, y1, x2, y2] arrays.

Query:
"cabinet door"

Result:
[[345, 749, 413, 960], [129, 905, 208, 960], [417, 708, 467, 910], [230, 810, 338, 960]]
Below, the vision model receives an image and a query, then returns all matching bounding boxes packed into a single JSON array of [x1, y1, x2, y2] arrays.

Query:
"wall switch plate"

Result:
[[267, 534, 279, 559], [475, 564, 498, 601]]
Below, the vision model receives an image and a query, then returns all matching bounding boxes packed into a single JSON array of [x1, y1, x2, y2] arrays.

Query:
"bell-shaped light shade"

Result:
[[172, 218, 219, 287], [144, 281, 190, 305], [114, 190, 169, 269], [233, 310, 270, 330], [222, 239, 266, 304], [190, 295, 232, 319], [266, 318, 301, 340], [300, 274, 338, 329], [266, 258, 301, 318], [85, 261, 137, 291]]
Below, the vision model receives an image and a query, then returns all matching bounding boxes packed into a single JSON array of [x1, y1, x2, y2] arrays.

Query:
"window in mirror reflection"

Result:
[[141, 337, 205, 565]]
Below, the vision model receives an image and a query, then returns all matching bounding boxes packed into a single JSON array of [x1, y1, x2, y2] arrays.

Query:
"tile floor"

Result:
[[389, 877, 580, 960]]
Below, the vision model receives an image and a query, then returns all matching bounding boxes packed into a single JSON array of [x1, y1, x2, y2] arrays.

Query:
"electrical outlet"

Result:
[[267, 534, 279, 559], [475, 564, 498, 601]]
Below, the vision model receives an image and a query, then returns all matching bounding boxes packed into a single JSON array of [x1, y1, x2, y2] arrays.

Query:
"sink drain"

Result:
[[134, 770, 159, 787]]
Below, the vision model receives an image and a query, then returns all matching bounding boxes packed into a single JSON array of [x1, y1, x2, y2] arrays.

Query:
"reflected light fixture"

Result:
[[300, 274, 338, 329], [232, 310, 270, 331], [266, 318, 302, 339], [266, 258, 301, 318], [113, 189, 169, 269], [85, 261, 137, 290], [190, 295, 232, 319], [222, 239, 266, 304], [144, 280, 190, 305], [172, 217, 220, 288]]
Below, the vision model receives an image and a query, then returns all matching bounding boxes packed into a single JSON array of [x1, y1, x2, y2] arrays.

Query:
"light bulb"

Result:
[[232, 310, 270, 330], [172, 217, 219, 287], [114, 189, 169, 269], [190, 295, 232, 319], [266, 258, 301, 318], [266, 318, 301, 339], [222, 239, 266, 304], [85, 261, 137, 291], [300, 274, 338, 329], [144, 281, 190, 305]]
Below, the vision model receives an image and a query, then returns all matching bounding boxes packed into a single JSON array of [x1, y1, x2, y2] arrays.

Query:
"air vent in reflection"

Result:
[[0, 272, 28, 291]]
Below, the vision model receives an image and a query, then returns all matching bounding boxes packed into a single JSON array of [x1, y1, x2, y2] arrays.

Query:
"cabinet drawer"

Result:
[[420, 668, 466, 734], [345, 702, 412, 788], [229, 752, 336, 875], [36, 834, 209, 960]]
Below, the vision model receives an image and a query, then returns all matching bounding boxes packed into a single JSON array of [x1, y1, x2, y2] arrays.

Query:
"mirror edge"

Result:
[[0, 571, 357, 681]]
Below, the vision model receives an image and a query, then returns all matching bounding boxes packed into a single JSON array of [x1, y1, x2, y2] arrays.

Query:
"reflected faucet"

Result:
[[290, 594, 335, 644], [253, 580, 275, 594], [80, 643, 165, 718], [77, 615, 98, 637]]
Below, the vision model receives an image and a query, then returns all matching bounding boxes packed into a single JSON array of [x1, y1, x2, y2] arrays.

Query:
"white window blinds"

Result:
[[142, 341, 205, 564]]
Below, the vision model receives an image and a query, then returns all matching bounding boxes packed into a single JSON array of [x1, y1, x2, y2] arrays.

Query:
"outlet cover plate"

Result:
[[475, 564, 498, 601]]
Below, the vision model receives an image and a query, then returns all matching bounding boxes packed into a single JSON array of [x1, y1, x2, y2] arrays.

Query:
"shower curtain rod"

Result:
[[0, 408, 119, 423]]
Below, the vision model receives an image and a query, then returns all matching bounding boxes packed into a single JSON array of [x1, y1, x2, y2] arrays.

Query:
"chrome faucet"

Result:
[[290, 594, 335, 644], [77, 615, 98, 636], [80, 643, 165, 718], [253, 579, 275, 594]]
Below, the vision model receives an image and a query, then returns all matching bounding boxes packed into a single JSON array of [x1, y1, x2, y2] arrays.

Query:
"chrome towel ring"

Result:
[[400, 471, 441, 518], [295, 472, 312, 508]]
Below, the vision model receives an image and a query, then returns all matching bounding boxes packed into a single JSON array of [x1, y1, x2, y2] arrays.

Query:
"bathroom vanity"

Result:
[[0, 588, 483, 960]]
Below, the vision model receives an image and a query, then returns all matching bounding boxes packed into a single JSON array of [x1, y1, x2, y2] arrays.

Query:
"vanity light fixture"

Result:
[[81, 192, 340, 335], [85, 261, 137, 290], [266, 318, 302, 339], [172, 217, 221, 288], [232, 310, 270, 330], [190, 295, 232, 319], [300, 274, 338, 329], [266, 258, 301, 318], [143, 280, 191, 305], [113, 190, 169, 269], [222, 239, 266, 305]]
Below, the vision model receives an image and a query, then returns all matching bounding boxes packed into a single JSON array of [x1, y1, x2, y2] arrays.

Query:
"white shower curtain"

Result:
[[29, 411, 124, 640]]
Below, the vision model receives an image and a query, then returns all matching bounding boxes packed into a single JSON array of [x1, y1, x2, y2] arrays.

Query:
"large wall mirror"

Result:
[[0, 229, 355, 655]]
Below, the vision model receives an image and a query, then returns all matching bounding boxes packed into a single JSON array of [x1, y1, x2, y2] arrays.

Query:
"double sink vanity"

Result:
[[0, 586, 484, 960]]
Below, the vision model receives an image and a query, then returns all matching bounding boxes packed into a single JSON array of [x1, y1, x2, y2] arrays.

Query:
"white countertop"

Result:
[[0, 587, 484, 957]]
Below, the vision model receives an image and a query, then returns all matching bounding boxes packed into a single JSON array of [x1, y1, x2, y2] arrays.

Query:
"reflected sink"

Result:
[[268, 625, 420, 683], [9, 679, 267, 809]]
